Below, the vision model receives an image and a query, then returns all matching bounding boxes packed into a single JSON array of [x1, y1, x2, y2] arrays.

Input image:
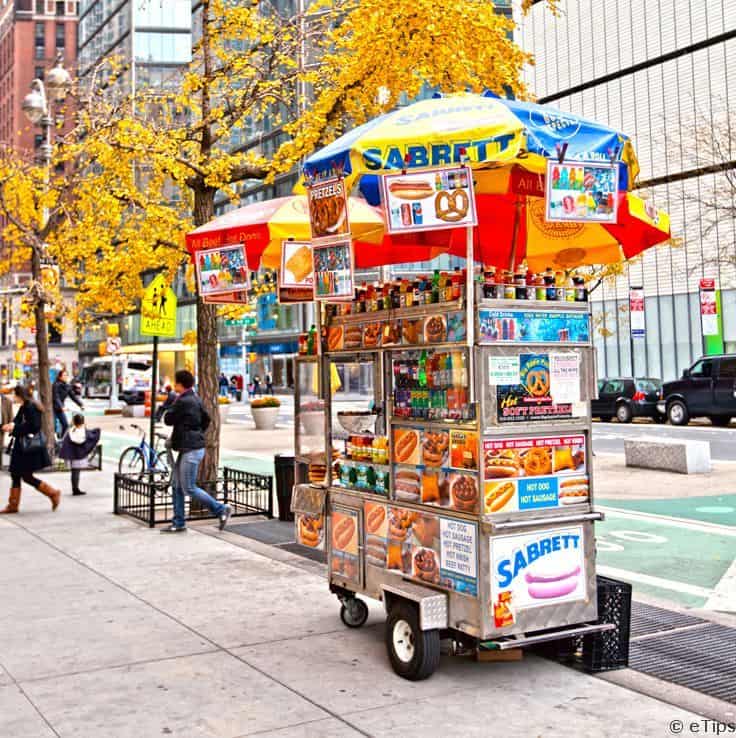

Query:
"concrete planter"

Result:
[[300, 410, 324, 436], [252, 405, 279, 430]]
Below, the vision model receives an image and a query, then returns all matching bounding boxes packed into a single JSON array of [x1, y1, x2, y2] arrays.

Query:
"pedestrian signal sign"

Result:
[[141, 275, 177, 338]]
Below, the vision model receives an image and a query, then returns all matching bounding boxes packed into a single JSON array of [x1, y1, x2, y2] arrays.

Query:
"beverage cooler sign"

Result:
[[195, 243, 250, 297], [545, 160, 618, 224], [479, 309, 590, 344], [382, 166, 478, 234], [365, 502, 478, 597], [496, 353, 574, 423], [491, 526, 587, 619], [483, 434, 588, 514], [313, 239, 354, 300]]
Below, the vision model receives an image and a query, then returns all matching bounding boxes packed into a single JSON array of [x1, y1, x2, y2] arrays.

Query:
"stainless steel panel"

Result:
[[290, 484, 327, 515], [381, 581, 448, 630]]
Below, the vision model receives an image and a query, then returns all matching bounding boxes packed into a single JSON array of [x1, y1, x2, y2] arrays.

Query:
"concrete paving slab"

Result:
[[344, 673, 700, 738], [23, 651, 327, 738], [0, 685, 55, 738], [240, 717, 365, 738], [3, 601, 215, 681], [0, 662, 14, 686]]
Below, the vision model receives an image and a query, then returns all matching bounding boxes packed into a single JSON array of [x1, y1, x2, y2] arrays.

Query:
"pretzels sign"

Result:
[[435, 189, 470, 223], [526, 369, 550, 397]]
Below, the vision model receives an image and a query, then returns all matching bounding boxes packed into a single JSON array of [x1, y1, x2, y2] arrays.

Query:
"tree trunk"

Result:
[[31, 248, 54, 454], [193, 185, 219, 482]]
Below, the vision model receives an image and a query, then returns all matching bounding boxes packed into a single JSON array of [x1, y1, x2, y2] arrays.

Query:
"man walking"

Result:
[[161, 370, 231, 534]]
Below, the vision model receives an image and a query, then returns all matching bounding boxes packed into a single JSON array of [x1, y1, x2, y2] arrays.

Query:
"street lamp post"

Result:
[[22, 55, 71, 448]]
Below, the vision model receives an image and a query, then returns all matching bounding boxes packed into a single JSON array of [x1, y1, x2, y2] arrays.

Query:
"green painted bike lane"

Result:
[[595, 504, 736, 609]]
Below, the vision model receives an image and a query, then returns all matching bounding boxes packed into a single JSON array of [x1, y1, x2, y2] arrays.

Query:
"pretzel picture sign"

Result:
[[307, 176, 350, 242], [382, 165, 478, 234]]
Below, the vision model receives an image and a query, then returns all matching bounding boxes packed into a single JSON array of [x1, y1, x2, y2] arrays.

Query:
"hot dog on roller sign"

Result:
[[490, 526, 586, 620]]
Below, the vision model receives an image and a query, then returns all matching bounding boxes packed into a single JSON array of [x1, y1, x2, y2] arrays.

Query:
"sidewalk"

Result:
[[0, 467, 707, 738]]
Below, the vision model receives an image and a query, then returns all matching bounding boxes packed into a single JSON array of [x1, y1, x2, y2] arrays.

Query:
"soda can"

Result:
[[401, 203, 412, 226], [412, 202, 423, 225]]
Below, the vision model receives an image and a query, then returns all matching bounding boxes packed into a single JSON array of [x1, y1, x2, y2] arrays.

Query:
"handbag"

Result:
[[20, 432, 46, 454]]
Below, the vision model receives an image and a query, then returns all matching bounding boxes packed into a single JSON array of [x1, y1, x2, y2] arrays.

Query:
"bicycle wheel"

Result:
[[118, 447, 145, 477]]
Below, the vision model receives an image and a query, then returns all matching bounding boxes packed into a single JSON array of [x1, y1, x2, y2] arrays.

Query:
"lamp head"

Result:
[[22, 81, 46, 123]]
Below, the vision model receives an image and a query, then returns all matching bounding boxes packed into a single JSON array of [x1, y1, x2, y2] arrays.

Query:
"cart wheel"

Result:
[[385, 600, 440, 681], [340, 598, 369, 628]]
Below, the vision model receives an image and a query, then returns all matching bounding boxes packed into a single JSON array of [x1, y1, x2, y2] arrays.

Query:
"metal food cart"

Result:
[[292, 287, 613, 680]]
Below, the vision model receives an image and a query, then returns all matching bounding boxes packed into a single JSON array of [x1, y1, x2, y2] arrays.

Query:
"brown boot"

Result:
[[38, 481, 61, 511], [0, 488, 21, 514]]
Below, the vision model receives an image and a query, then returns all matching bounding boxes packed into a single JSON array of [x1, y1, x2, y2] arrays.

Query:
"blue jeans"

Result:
[[55, 409, 68, 438], [171, 448, 225, 529]]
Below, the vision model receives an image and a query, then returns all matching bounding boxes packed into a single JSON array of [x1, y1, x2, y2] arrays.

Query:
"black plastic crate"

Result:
[[581, 575, 632, 672]]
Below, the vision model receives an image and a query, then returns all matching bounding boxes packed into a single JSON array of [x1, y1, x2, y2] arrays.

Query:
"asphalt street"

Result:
[[592, 421, 736, 461]]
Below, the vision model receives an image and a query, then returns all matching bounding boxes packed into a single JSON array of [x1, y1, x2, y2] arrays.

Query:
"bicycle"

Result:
[[118, 424, 172, 490]]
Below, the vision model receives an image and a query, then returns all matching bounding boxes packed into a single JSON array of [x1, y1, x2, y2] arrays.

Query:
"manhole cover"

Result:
[[630, 624, 736, 703], [228, 519, 295, 545], [630, 602, 707, 639]]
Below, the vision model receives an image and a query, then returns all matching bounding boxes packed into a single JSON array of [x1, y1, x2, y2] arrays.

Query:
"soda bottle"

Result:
[[418, 350, 428, 388], [431, 270, 441, 304], [307, 324, 317, 354], [435, 172, 442, 191]]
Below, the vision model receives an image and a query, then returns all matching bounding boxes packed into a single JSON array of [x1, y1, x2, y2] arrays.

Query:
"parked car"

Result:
[[658, 355, 736, 426], [592, 377, 665, 423]]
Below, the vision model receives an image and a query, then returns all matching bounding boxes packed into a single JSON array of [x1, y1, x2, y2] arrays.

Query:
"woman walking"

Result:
[[58, 413, 100, 496], [0, 385, 61, 514]]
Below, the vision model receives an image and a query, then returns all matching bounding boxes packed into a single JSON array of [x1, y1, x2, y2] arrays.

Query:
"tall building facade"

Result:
[[0, 0, 78, 382], [76, 0, 195, 380], [519, 0, 736, 381]]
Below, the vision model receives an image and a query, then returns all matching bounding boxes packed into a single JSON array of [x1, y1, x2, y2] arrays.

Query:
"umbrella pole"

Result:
[[465, 224, 475, 404], [509, 197, 522, 270]]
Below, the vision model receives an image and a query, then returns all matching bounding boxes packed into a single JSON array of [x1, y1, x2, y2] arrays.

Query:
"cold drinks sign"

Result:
[[382, 166, 478, 234], [545, 160, 618, 224]]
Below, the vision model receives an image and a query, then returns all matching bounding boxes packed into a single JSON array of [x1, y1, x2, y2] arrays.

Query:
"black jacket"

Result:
[[155, 390, 178, 422], [52, 379, 83, 413], [10, 401, 51, 474], [163, 389, 210, 451]]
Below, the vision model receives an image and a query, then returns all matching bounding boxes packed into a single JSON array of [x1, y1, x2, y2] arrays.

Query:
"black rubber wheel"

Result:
[[118, 447, 145, 477], [340, 598, 369, 628], [615, 403, 633, 423], [667, 400, 689, 426], [385, 600, 440, 681], [711, 417, 732, 427]]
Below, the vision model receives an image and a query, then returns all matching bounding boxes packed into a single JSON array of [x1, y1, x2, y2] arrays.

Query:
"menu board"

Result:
[[365, 501, 478, 597], [279, 240, 314, 304], [313, 239, 354, 300], [307, 177, 350, 241], [496, 353, 574, 423], [479, 309, 590, 344], [490, 525, 587, 624], [392, 426, 480, 514], [483, 434, 588, 514], [545, 160, 618, 224], [195, 244, 250, 298], [382, 166, 478, 234]]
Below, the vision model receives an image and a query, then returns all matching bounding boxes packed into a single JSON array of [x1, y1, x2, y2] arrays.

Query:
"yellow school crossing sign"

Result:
[[141, 275, 177, 338]]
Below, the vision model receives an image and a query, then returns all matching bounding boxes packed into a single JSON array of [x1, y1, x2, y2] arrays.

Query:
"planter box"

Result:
[[251, 405, 279, 430]]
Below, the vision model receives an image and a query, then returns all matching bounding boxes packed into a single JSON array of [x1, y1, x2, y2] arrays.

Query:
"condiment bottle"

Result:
[[514, 270, 527, 300], [525, 269, 536, 301], [545, 267, 557, 301], [503, 271, 516, 300], [555, 271, 566, 301], [452, 267, 462, 301], [565, 275, 576, 302], [573, 276, 587, 302], [535, 272, 547, 301]]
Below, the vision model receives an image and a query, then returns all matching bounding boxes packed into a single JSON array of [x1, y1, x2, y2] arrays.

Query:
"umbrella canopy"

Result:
[[301, 94, 668, 269]]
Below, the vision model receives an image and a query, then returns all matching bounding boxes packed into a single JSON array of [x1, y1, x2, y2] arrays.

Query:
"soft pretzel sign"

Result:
[[382, 165, 478, 234], [307, 176, 350, 242]]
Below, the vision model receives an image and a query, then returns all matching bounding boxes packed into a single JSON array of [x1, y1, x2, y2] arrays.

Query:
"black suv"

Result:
[[592, 377, 664, 423], [659, 355, 736, 426]]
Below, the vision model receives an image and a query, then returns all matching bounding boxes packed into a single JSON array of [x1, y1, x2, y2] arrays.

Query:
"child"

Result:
[[59, 414, 100, 496]]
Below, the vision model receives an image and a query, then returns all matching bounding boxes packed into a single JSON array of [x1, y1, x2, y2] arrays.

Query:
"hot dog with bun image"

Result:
[[393, 428, 420, 465], [388, 179, 434, 201], [485, 449, 521, 478], [331, 513, 357, 553]]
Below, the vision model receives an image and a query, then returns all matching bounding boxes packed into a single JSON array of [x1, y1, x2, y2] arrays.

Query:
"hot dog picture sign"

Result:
[[382, 166, 478, 234], [490, 526, 586, 623]]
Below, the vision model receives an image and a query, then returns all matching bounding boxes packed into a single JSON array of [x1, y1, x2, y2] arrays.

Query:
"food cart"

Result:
[[292, 274, 615, 680], [284, 94, 671, 680]]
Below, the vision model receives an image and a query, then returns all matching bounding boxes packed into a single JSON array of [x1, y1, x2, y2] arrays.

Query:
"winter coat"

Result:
[[59, 426, 101, 461], [163, 389, 211, 452], [52, 379, 83, 413], [9, 401, 51, 474]]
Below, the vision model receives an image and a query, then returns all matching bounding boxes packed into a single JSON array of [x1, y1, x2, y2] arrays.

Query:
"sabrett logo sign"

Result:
[[361, 134, 517, 171], [496, 532, 581, 588]]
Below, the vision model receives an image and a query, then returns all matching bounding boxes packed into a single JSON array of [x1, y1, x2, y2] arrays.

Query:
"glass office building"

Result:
[[78, 0, 191, 89], [519, 0, 736, 381]]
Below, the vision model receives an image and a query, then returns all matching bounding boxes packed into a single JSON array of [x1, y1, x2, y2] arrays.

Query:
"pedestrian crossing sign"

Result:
[[141, 275, 177, 338]]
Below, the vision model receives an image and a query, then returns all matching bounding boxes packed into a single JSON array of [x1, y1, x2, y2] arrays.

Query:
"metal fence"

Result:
[[113, 466, 273, 528]]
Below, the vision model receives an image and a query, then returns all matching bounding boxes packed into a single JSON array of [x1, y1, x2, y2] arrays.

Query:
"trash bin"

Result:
[[274, 454, 295, 521]]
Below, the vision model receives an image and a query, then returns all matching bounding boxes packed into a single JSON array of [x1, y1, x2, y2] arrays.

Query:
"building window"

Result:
[[34, 134, 43, 149], [36, 0, 44, 14], [35, 66, 44, 80], [56, 1, 64, 15], [35, 22, 45, 59], [55, 22, 64, 49]]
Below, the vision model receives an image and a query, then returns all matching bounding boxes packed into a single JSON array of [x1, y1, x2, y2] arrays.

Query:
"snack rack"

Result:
[[292, 288, 613, 680]]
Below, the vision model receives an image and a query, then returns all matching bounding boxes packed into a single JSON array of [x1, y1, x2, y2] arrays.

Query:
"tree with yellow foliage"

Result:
[[0, 65, 186, 447], [100, 0, 553, 479]]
